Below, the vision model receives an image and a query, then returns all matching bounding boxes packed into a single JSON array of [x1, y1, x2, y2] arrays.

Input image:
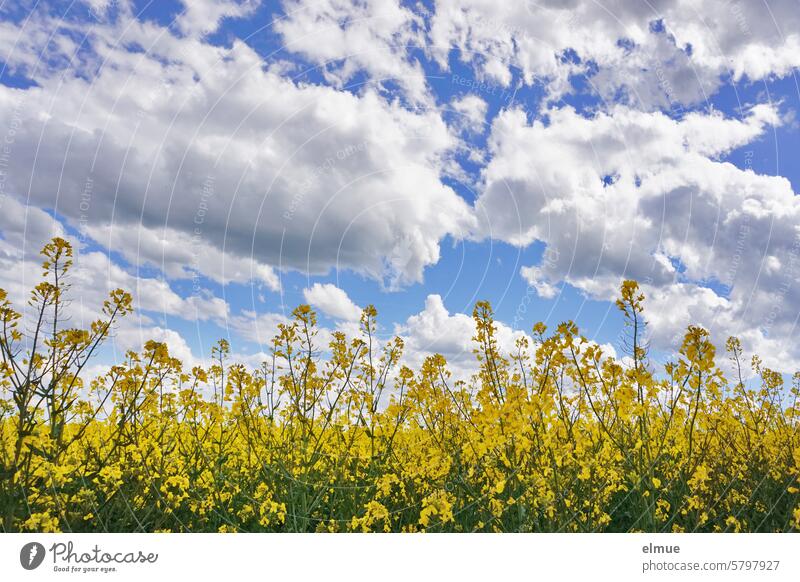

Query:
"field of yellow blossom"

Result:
[[1, 238, 799, 533]]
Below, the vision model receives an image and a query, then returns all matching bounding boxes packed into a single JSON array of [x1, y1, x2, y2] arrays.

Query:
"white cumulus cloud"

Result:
[[303, 282, 362, 321]]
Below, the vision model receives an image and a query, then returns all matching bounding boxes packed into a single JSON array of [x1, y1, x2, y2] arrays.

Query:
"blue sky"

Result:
[[1, 0, 799, 376]]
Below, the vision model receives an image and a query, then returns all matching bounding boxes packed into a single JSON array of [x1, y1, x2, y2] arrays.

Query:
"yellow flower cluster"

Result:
[[1, 239, 799, 532]]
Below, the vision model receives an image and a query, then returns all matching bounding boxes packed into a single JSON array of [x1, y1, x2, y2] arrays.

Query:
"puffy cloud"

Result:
[[636, 281, 800, 374], [73, 250, 231, 323], [177, 0, 259, 37], [429, 1, 800, 108], [450, 94, 488, 134], [303, 282, 361, 321], [481, 101, 782, 246], [228, 310, 290, 346], [0, 197, 230, 331], [85, 223, 280, 291], [113, 325, 198, 366], [480, 103, 800, 370], [396, 294, 618, 381], [276, 0, 430, 105], [396, 294, 530, 380], [0, 194, 238, 374], [0, 8, 474, 291], [519, 265, 558, 299]]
